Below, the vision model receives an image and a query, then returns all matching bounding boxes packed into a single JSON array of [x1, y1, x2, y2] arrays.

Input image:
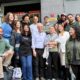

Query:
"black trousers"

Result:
[[45, 52, 60, 79], [71, 65, 80, 80], [32, 48, 45, 78]]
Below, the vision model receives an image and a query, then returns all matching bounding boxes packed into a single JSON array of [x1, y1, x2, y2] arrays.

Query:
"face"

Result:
[[14, 15, 18, 21], [23, 25, 29, 32], [9, 13, 14, 21], [61, 15, 66, 21], [69, 27, 75, 36], [76, 15, 80, 22], [37, 23, 43, 32], [16, 21, 21, 28], [49, 27, 56, 34], [58, 24, 64, 32], [54, 24, 58, 30], [68, 15, 74, 22], [33, 16, 38, 23], [44, 17, 49, 23], [24, 16, 30, 23]]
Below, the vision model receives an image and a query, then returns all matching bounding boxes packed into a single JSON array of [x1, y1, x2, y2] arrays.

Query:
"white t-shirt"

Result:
[[55, 31, 70, 53]]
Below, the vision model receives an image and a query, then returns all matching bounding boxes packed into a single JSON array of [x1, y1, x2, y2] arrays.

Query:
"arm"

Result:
[[5, 40, 14, 51], [31, 35, 37, 57]]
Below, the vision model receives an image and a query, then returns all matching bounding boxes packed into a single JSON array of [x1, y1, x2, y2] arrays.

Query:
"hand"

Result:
[[33, 50, 37, 57]]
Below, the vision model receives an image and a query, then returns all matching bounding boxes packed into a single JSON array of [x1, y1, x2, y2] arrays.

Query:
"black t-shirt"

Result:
[[19, 34, 32, 56]]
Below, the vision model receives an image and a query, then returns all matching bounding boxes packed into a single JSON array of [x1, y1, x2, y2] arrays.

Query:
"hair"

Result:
[[58, 23, 64, 28], [44, 16, 49, 20], [75, 14, 80, 21], [33, 15, 39, 19], [67, 14, 73, 17], [22, 23, 31, 36], [22, 13, 29, 20], [13, 20, 21, 31], [70, 26, 80, 41], [4, 12, 13, 23]]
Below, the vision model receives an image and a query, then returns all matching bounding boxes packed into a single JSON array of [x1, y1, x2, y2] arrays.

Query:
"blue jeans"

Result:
[[21, 55, 32, 80]]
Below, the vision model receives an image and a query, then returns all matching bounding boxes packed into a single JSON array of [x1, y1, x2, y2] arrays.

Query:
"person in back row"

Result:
[[1, 12, 14, 43], [19, 23, 32, 80], [30, 15, 39, 36]]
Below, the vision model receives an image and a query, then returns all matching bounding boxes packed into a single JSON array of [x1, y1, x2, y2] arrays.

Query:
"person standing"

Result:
[[10, 20, 21, 67], [1, 12, 14, 43], [66, 26, 80, 80], [32, 23, 46, 80], [21, 13, 30, 25], [30, 15, 39, 36], [43, 16, 51, 34], [52, 24, 70, 80], [19, 23, 32, 80], [65, 14, 76, 31], [44, 26, 60, 80]]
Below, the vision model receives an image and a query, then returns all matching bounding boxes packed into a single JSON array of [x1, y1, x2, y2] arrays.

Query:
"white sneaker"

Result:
[[52, 78, 56, 80]]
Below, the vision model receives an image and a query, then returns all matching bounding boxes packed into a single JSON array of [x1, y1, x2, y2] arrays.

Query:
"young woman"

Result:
[[1, 12, 14, 43], [52, 24, 70, 80], [45, 26, 60, 80], [75, 14, 80, 27], [19, 23, 32, 80], [66, 26, 80, 80], [10, 20, 21, 67]]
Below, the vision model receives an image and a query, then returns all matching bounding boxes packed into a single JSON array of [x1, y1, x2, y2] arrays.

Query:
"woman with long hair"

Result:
[[10, 20, 21, 67], [1, 12, 14, 43], [66, 26, 80, 80], [19, 23, 32, 80]]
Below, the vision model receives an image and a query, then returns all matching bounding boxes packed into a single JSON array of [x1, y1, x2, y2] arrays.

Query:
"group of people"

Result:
[[0, 12, 80, 80]]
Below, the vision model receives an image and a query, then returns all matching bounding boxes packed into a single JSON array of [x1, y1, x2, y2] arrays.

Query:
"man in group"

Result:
[[0, 27, 14, 80]]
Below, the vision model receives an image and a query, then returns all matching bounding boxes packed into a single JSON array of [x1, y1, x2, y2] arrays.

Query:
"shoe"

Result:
[[40, 77, 45, 80], [52, 78, 56, 80], [35, 77, 39, 80]]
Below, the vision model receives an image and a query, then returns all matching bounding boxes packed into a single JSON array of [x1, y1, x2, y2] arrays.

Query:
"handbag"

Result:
[[43, 46, 49, 59], [12, 67, 22, 79]]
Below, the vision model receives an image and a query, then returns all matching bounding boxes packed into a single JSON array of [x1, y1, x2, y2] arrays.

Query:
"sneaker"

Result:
[[52, 78, 56, 80], [40, 77, 45, 80], [35, 77, 39, 80]]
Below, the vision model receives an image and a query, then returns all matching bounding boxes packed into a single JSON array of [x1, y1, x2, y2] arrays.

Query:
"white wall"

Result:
[[41, 0, 80, 21], [64, 0, 80, 14], [41, 0, 64, 22]]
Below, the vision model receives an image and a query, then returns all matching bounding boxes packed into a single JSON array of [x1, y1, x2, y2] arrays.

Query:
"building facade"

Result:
[[0, 0, 80, 23]]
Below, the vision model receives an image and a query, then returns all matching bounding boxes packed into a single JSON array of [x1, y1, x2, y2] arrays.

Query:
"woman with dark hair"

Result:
[[66, 26, 80, 80], [10, 20, 21, 67], [1, 12, 14, 43], [75, 14, 80, 27], [19, 23, 32, 80]]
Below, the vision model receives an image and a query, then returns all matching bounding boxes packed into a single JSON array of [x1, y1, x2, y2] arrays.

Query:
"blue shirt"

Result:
[[1, 22, 12, 39]]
